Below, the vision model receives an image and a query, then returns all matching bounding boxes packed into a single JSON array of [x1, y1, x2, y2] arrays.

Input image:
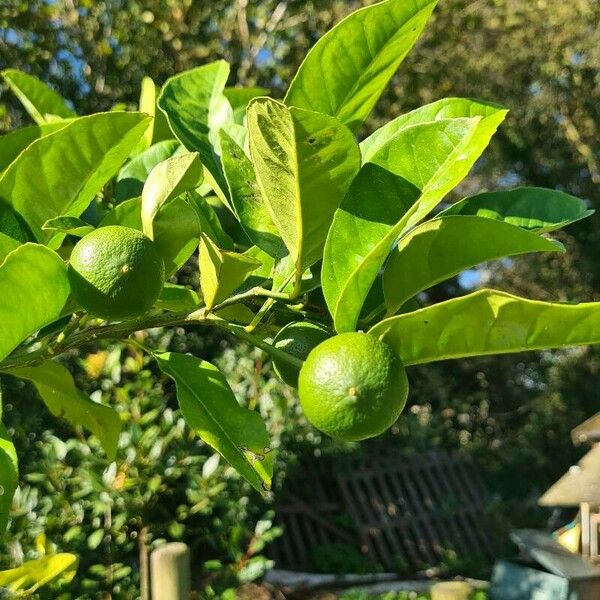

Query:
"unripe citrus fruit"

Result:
[[272, 320, 332, 387], [68, 225, 165, 320], [298, 332, 408, 441]]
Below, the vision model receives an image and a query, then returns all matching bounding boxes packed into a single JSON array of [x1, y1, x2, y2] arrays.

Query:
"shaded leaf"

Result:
[[224, 86, 269, 124], [247, 98, 360, 289], [0, 112, 151, 245], [0, 244, 70, 362], [155, 352, 273, 493], [0, 232, 20, 265], [440, 187, 594, 233], [42, 216, 94, 238], [285, 0, 439, 132], [9, 361, 121, 459], [0, 203, 33, 243], [188, 191, 235, 251], [371, 289, 600, 365], [199, 234, 260, 310], [156, 283, 202, 312], [1, 69, 76, 124], [383, 215, 564, 314]]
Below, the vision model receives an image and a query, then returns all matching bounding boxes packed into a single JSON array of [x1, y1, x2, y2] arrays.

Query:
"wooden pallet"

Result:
[[270, 451, 493, 572]]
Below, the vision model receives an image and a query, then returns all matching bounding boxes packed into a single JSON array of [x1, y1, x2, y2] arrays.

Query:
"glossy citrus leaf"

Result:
[[158, 61, 233, 203], [220, 130, 286, 259], [284, 0, 439, 132], [155, 352, 273, 493], [0, 204, 33, 243], [0, 112, 151, 245], [224, 86, 269, 124], [199, 234, 261, 310], [383, 216, 564, 314], [9, 361, 121, 460], [100, 195, 201, 277], [0, 420, 17, 537], [0, 244, 70, 362], [247, 97, 360, 289], [115, 139, 180, 203], [0, 553, 78, 594], [188, 192, 235, 251], [1, 69, 76, 123], [156, 283, 202, 312], [371, 289, 600, 365], [0, 232, 20, 265], [440, 187, 595, 233], [322, 164, 419, 332], [0, 121, 68, 173], [141, 152, 203, 239], [361, 97, 505, 163], [42, 216, 94, 238]]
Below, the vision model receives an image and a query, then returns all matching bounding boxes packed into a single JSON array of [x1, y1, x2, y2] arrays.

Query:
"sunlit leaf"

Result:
[[371, 289, 600, 365], [0, 244, 70, 362], [0, 232, 20, 265], [0, 421, 17, 537], [0, 553, 78, 595], [42, 216, 94, 238], [285, 0, 439, 131]]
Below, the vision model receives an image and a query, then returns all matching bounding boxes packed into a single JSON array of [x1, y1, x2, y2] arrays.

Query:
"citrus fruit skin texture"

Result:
[[298, 332, 408, 442], [272, 320, 332, 387], [68, 225, 165, 320]]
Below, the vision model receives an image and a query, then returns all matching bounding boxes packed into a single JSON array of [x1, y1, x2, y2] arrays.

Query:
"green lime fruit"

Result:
[[68, 225, 165, 320], [298, 332, 408, 442], [272, 320, 332, 387]]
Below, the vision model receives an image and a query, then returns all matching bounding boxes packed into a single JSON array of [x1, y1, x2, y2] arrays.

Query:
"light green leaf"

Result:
[[8, 361, 121, 460], [247, 98, 360, 289], [199, 234, 260, 310], [100, 195, 201, 276], [0, 553, 78, 595], [361, 97, 505, 163], [156, 283, 202, 312], [0, 232, 20, 265], [284, 0, 438, 131], [383, 215, 564, 314], [220, 130, 286, 259], [0, 112, 151, 245], [42, 216, 94, 238], [137, 75, 157, 151], [189, 191, 235, 251], [224, 87, 269, 124], [0, 121, 69, 173], [141, 152, 203, 239], [322, 164, 419, 333], [440, 187, 595, 233], [0, 244, 70, 362], [158, 61, 233, 202], [0, 421, 18, 537], [371, 289, 600, 365], [115, 139, 180, 203], [1, 69, 76, 124], [155, 352, 273, 493]]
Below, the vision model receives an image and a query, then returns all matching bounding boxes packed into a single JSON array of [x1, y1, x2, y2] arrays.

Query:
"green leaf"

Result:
[[0, 421, 18, 537], [189, 191, 235, 251], [115, 139, 180, 203], [0, 112, 151, 245], [0, 232, 20, 265], [0, 203, 34, 243], [0, 553, 78, 595], [370, 289, 600, 365], [141, 152, 203, 239], [322, 164, 420, 333], [224, 87, 269, 124], [284, 0, 439, 131], [155, 352, 273, 493], [219, 130, 286, 259], [361, 97, 506, 163], [199, 234, 260, 310], [100, 195, 201, 276], [8, 361, 121, 460], [0, 121, 68, 173], [156, 283, 202, 312], [0, 244, 70, 362], [139, 76, 173, 145], [42, 216, 94, 238], [158, 61, 233, 202], [1, 69, 76, 124], [440, 187, 595, 233], [383, 215, 565, 314], [247, 98, 360, 288]]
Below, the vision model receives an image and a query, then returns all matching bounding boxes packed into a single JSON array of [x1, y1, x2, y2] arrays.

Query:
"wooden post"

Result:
[[431, 581, 473, 600], [150, 542, 191, 600], [582, 502, 591, 557]]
